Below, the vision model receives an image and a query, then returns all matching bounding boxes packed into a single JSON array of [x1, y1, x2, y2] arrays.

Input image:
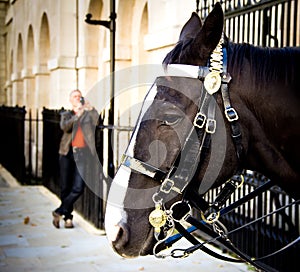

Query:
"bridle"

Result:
[[119, 35, 300, 269], [121, 33, 244, 220]]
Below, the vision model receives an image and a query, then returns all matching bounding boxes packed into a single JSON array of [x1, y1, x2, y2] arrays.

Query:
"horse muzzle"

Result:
[[107, 220, 156, 258], [110, 221, 132, 257]]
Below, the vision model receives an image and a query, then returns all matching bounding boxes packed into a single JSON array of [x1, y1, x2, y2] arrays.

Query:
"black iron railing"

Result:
[[0, 105, 26, 183]]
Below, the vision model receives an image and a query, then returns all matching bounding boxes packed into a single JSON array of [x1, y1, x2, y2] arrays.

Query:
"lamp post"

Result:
[[85, 0, 116, 179]]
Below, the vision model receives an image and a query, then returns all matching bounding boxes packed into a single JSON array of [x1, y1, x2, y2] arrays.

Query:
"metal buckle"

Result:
[[205, 119, 216, 134], [193, 112, 206, 128], [200, 210, 220, 224], [160, 179, 174, 194], [225, 107, 238, 122], [231, 174, 245, 188], [170, 201, 192, 222]]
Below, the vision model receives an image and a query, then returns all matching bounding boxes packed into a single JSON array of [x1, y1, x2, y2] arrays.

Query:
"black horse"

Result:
[[105, 2, 300, 260]]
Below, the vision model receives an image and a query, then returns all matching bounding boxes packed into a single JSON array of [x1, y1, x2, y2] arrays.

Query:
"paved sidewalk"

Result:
[[0, 165, 250, 272]]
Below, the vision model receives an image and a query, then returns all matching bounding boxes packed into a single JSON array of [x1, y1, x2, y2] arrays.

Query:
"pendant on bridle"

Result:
[[149, 204, 167, 233], [204, 34, 224, 95], [204, 71, 222, 95]]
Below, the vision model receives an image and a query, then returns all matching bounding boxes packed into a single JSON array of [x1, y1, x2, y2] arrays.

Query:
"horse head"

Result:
[[105, 2, 300, 258], [105, 3, 235, 257]]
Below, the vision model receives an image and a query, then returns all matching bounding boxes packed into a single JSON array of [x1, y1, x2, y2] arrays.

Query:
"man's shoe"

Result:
[[52, 211, 61, 228], [64, 219, 74, 228]]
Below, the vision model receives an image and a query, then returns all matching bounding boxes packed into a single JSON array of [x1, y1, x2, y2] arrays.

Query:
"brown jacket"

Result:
[[58, 109, 99, 156]]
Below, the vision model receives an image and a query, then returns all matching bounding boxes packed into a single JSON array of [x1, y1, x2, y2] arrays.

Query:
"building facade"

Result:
[[0, 0, 197, 175], [2, 0, 298, 176], [0, 0, 197, 110]]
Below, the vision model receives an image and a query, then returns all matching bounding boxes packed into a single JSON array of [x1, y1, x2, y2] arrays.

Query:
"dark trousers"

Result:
[[55, 148, 86, 220]]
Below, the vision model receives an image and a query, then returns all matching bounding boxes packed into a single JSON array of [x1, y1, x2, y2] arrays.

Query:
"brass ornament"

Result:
[[149, 204, 167, 232], [204, 71, 222, 95], [204, 32, 224, 95]]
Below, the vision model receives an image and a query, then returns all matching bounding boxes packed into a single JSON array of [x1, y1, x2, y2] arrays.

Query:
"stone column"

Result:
[[21, 68, 35, 110], [5, 80, 12, 106], [11, 72, 23, 106], [32, 64, 50, 177], [32, 64, 50, 109], [21, 68, 35, 176], [47, 57, 77, 109], [76, 56, 98, 95]]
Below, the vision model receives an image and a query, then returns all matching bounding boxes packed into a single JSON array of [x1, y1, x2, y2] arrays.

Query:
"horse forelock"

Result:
[[162, 38, 196, 66], [162, 41, 184, 65]]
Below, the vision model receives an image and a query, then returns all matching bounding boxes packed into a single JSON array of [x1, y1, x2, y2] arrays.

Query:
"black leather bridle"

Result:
[[121, 38, 244, 220], [119, 38, 299, 269]]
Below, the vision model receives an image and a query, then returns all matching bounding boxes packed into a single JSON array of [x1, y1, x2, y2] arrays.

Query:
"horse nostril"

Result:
[[113, 222, 130, 250]]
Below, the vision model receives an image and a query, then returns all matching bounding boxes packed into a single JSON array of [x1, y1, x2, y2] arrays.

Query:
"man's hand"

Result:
[[75, 100, 93, 117], [82, 100, 94, 111]]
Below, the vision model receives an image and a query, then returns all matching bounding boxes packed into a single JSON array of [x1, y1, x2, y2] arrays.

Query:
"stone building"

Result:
[[0, 0, 197, 175], [0, 0, 299, 178], [0, 0, 197, 109]]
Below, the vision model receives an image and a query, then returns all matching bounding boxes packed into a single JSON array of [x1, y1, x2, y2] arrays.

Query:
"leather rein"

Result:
[[119, 35, 300, 269]]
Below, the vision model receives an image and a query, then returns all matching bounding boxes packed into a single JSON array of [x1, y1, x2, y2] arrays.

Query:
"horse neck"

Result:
[[228, 42, 300, 129], [227, 42, 300, 173]]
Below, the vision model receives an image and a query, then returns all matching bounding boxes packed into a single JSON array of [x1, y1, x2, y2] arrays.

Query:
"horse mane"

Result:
[[229, 43, 300, 91], [162, 35, 300, 94]]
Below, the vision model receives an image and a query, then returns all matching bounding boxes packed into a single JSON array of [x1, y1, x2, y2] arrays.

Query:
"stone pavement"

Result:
[[0, 165, 250, 272]]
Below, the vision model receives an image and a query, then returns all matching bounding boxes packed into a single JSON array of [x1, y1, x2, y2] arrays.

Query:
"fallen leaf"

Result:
[[138, 267, 144, 271], [24, 216, 30, 224]]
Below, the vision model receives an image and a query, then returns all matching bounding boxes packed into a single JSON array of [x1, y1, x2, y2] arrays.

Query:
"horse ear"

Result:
[[179, 12, 202, 41], [193, 2, 224, 58]]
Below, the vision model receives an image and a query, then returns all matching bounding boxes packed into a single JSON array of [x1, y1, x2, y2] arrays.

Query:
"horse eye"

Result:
[[163, 115, 181, 126]]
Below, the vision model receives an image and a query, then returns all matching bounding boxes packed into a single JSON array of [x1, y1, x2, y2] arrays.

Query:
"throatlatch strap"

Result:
[[220, 83, 244, 162]]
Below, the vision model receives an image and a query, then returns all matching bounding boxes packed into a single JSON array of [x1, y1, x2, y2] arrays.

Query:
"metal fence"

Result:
[[201, 172, 299, 272], [200, 0, 299, 48], [196, 0, 300, 271], [0, 106, 26, 183]]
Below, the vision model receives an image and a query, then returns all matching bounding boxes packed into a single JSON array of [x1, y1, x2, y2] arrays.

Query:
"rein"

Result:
[[119, 35, 299, 269]]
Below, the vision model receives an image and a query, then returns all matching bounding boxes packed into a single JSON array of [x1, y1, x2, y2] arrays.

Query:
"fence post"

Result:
[[27, 109, 32, 182]]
